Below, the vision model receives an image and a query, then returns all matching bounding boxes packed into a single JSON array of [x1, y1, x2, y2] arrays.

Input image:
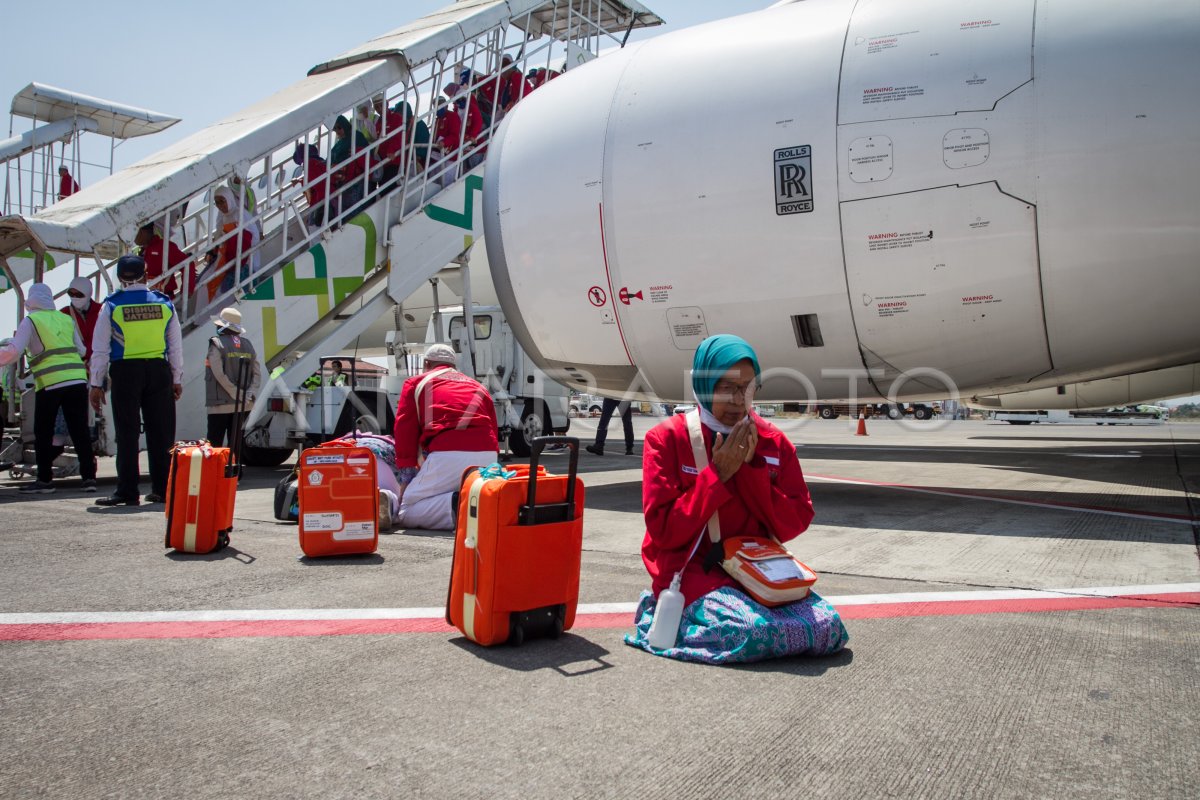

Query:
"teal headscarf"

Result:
[[691, 334, 761, 412]]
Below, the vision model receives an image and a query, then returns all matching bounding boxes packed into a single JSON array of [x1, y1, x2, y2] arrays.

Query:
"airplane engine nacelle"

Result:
[[484, 0, 1200, 403]]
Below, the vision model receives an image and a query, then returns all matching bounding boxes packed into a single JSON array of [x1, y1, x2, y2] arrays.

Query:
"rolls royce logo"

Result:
[[775, 145, 813, 215]]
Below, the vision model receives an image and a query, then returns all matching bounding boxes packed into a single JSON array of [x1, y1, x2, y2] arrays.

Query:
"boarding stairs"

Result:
[[0, 0, 661, 450], [0, 83, 180, 298]]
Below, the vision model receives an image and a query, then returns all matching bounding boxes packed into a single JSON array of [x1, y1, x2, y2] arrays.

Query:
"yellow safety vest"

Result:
[[109, 290, 173, 360], [27, 310, 87, 391]]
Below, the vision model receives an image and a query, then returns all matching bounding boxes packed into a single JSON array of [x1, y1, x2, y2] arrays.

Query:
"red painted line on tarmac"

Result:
[[806, 472, 1198, 523], [1, 617, 457, 642], [3, 594, 1195, 642]]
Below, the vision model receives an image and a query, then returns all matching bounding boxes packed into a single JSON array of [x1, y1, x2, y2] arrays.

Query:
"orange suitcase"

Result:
[[446, 437, 584, 646], [165, 441, 237, 554], [298, 445, 379, 557]]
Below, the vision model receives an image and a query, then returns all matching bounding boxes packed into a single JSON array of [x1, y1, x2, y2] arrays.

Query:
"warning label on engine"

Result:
[[859, 29, 917, 54], [867, 293, 927, 318], [867, 230, 934, 251], [862, 85, 925, 105], [961, 294, 1002, 306]]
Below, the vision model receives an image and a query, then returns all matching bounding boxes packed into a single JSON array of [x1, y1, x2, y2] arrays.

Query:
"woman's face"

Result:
[[710, 359, 756, 426], [214, 195, 229, 213]]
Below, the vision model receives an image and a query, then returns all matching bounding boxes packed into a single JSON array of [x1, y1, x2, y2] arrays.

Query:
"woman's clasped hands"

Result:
[[711, 417, 758, 482]]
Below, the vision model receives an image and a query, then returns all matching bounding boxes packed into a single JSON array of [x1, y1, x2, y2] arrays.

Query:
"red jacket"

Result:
[[61, 301, 101, 365], [460, 95, 484, 142], [434, 109, 463, 155], [303, 158, 328, 206], [58, 172, 80, 200], [392, 366, 498, 467], [141, 235, 193, 296], [502, 70, 533, 111], [641, 413, 814, 604], [376, 109, 407, 164]]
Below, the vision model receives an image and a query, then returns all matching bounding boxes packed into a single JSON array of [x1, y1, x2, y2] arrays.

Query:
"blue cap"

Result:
[[116, 254, 146, 281]]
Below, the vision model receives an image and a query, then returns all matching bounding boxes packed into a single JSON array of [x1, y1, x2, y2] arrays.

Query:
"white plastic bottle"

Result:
[[646, 572, 685, 650]]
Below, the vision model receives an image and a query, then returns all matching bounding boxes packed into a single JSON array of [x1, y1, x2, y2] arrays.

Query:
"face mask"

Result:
[[71, 296, 89, 310]]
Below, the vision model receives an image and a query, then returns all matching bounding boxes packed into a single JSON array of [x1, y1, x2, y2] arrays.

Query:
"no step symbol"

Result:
[[588, 286, 606, 307]]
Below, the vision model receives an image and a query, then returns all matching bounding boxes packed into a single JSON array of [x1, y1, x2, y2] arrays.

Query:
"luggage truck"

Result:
[[810, 401, 940, 420]]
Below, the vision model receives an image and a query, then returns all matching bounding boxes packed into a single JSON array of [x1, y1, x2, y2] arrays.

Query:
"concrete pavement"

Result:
[[0, 418, 1197, 799]]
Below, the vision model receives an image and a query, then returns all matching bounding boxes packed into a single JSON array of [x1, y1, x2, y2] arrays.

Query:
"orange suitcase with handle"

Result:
[[165, 361, 247, 555], [164, 441, 237, 554], [298, 443, 379, 557], [446, 437, 585, 646]]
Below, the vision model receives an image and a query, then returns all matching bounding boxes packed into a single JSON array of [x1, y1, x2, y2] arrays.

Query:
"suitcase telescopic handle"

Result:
[[521, 436, 579, 526], [226, 360, 249, 478]]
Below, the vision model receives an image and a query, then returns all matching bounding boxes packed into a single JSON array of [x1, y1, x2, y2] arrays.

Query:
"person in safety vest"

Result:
[[391, 343, 498, 530], [89, 255, 184, 506], [0, 283, 97, 493], [205, 307, 261, 448], [327, 359, 349, 387]]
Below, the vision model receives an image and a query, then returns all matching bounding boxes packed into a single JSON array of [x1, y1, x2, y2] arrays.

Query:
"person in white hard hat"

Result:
[[391, 343, 498, 530], [205, 306, 261, 448]]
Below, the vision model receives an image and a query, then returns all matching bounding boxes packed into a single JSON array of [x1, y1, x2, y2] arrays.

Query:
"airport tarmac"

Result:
[[1, 418, 1197, 799]]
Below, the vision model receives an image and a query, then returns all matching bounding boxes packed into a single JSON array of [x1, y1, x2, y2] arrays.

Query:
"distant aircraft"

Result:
[[482, 0, 1200, 406]]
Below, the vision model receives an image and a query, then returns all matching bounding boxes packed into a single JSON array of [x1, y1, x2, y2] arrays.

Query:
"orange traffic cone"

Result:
[[855, 412, 868, 436]]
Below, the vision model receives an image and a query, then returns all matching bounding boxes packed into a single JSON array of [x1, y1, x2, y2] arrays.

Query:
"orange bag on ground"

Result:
[[718, 536, 818, 607], [165, 441, 236, 554], [446, 437, 584, 646], [297, 445, 379, 557]]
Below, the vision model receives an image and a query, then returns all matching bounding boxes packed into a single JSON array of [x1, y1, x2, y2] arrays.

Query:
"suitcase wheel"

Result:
[[508, 624, 524, 647]]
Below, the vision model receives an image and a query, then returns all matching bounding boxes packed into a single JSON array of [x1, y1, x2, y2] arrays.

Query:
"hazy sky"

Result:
[[1, 1, 770, 175]]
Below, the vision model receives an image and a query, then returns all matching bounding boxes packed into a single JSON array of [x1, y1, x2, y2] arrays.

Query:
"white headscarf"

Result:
[[213, 185, 261, 272], [68, 276, 93, 310], [68, 276, 93, 298], [214, 186, 244, 228], [26, 283, 55, 312]]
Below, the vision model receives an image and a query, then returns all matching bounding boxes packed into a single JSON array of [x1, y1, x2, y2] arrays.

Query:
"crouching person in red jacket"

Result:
[[392, 343, 498, 530]]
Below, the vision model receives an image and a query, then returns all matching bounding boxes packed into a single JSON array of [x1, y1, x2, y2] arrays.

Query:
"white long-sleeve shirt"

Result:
[[88, 284, 184, 387], [0, 315, 88, 390]]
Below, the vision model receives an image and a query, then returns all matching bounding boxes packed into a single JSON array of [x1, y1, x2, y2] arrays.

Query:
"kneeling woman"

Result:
[[626, 334, 848, 664]]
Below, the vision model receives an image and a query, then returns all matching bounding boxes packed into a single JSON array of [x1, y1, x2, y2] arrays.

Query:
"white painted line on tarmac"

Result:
[[2, 583, 1196, 626]]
